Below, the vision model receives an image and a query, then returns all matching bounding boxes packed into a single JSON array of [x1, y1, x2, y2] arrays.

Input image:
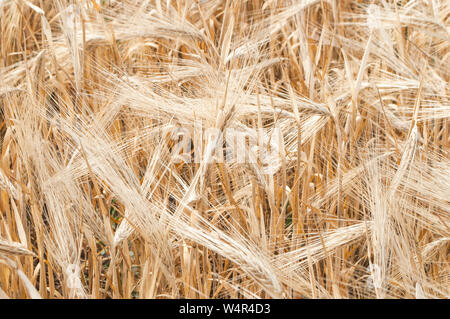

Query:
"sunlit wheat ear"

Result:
[[0, 238, 35, 257], [113, 216, 134, 246]]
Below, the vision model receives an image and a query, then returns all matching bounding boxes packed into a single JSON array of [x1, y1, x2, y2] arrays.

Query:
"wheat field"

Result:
[[0, 0, 448, 299]]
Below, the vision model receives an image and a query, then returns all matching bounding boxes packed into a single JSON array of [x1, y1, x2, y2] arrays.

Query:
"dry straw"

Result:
[[0, 0, 448, 299]]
